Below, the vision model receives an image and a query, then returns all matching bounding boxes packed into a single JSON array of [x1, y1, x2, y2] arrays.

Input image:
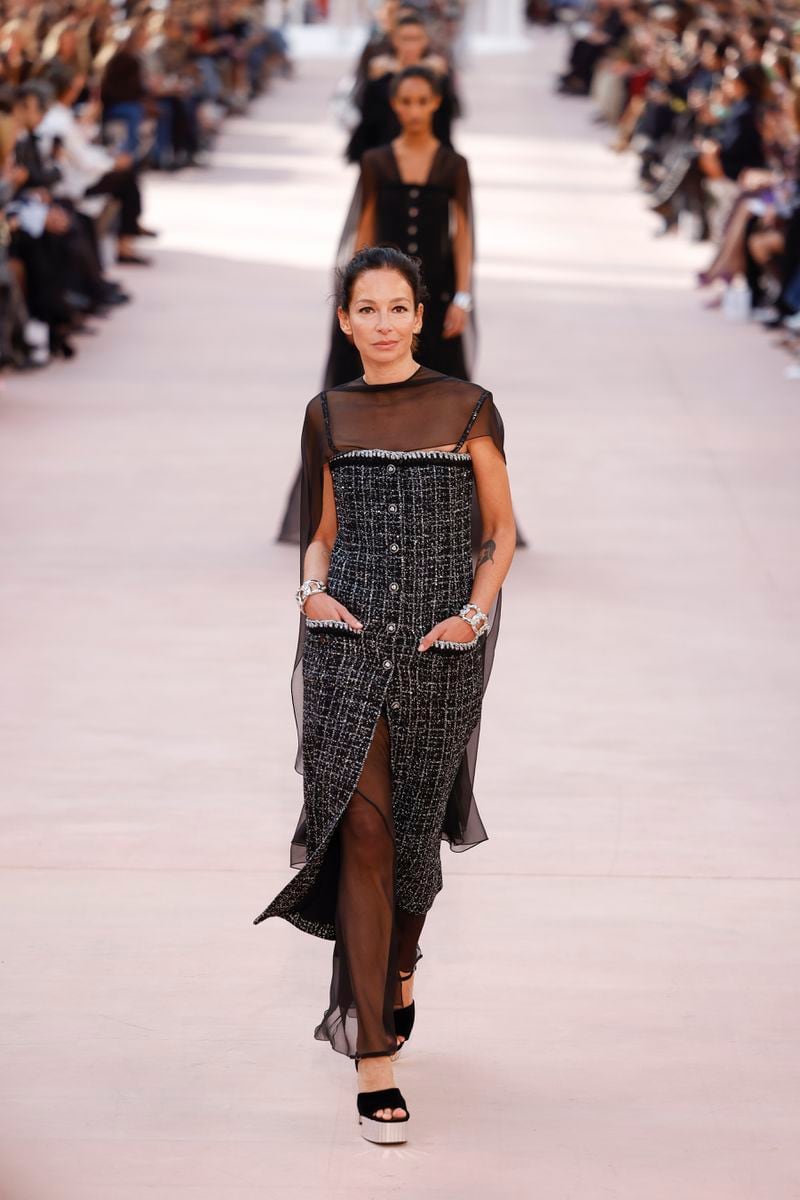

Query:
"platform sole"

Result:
[[358, 1116, 410, 1144]]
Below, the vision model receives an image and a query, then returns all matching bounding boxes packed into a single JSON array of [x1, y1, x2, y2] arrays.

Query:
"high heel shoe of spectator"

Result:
[[117, 252, 152, 267], [650, 199, 678, 236], [50, 329, 76, 360], [697, 270, 731, 290]]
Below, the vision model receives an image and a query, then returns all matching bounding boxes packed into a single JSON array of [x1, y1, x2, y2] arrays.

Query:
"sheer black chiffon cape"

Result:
[[286, 366, 505, 889]]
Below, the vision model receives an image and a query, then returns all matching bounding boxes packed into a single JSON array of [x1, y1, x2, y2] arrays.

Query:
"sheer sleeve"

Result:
[[453, 151, 472, 218], [464, 391, 505, 460], [359, 149, 379, 211], [345, 77, 385, 164], [289, 394, 330, 816], [449, 151, 477, 378]]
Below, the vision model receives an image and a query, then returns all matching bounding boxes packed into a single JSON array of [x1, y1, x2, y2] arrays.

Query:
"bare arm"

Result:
[[418, 435, 515, 648], [452, 199, 472, 294], [442, 198, 472, 338], [466, 435, 516, 614], [302, 464, 362, 628]]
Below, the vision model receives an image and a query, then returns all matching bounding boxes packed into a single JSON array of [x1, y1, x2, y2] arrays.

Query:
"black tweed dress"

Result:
[[254, 366, 507, 1058]]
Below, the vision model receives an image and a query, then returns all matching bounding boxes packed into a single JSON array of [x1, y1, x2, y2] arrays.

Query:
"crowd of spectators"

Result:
[[553, 0, 800, 375], [0, 1, 291, 371]]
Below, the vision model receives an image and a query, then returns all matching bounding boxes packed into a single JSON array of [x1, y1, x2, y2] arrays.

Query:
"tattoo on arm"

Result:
[[477, 538, 496, 567]]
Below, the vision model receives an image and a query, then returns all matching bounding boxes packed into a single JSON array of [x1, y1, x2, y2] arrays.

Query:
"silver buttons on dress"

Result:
[[409, 206, 419, 218], [390, 699, 400, 710], [408, 242, 418, 253], [389, 581, 399, 592], [387, 623, 397, 633], [383, 659, 392, 671], [388, 503, 398, 513], [387, 463, 396, 474], [390, 543, 399, 553], [408, 225, 417, 236], [409, 188, 420, 199]]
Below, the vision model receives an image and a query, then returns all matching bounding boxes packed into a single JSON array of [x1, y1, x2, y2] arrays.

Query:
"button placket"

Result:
[[385, 462, 401, 635]]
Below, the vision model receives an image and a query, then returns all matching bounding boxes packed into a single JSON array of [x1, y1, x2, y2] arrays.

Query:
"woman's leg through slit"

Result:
[[328, 708, 427, 1058]]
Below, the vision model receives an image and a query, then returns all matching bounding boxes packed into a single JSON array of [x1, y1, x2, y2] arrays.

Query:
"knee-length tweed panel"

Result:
[[253, 449, 485, 938]]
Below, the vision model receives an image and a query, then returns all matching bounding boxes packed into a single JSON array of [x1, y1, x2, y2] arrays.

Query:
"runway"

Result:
[[1, 29, 799, 1200]]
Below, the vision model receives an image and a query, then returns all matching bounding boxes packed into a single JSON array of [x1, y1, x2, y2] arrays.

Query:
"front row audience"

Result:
[[0, 4, 292, 373], [556, 0, 800, 376]]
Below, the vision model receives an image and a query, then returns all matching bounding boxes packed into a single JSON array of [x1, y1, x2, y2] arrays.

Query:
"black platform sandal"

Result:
[[355, 1059, 410, 1144], [390, 967, 416, 1061]]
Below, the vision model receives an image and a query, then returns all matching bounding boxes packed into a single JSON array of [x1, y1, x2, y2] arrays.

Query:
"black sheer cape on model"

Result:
[[289, 366, 503, 870], [255, 367, 506, 1058]]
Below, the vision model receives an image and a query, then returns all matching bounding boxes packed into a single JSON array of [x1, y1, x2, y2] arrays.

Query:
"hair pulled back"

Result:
[[390, 64, 442, 99], [336, 246, 428, 311]]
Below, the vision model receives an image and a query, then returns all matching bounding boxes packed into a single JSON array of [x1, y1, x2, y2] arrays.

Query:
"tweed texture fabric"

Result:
[[254, 447, 485, 937]]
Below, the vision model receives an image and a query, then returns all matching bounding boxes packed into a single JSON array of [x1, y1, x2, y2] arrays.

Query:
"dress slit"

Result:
[[313, 706, 425, 1058]]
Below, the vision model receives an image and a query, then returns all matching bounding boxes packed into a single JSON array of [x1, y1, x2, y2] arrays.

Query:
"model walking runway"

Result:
[[2, 18, 799, 1200]]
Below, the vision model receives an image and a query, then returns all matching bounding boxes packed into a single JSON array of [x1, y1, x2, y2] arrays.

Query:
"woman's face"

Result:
[[338, 269, 423, 366], [391, 76, 441, 135], [59, 29, 77, 59], [392, 24, 428, 66]]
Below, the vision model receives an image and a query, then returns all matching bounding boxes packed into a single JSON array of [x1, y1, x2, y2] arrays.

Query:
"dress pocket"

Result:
[[431, 635, 481, 652], [305, 619, 364, 635]]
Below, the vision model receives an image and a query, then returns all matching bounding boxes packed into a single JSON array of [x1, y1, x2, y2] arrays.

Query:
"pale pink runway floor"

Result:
[[1, 30, 799, 1200]]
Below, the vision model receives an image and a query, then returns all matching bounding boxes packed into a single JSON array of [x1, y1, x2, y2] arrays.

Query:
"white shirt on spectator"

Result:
[[37, 103, 115, 200]]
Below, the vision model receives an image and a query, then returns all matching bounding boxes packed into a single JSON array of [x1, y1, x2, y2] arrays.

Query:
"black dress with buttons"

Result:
[[254, 367, 507, 1060], [322, 143, 475, 391]]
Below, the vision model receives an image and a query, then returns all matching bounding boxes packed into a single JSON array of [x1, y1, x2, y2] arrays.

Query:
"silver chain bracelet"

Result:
[[296, 578, 327, 611], [457, 602, 491, 638]]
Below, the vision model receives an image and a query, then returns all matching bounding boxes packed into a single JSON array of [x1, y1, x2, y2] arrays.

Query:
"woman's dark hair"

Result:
[[336, 246, 428, 311], [14, 82, 50, 112], [735, 62, 770, 102], [390, 64, 443, 99], [43, 62, 78, 102]]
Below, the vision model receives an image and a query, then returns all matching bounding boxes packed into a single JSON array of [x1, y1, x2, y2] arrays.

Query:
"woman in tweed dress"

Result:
[[254, 246, 515, 1143]]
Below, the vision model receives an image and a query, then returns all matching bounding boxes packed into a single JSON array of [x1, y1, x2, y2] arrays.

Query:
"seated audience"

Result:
[[555, 0, 800, 372], [0, 0, 293, 372]]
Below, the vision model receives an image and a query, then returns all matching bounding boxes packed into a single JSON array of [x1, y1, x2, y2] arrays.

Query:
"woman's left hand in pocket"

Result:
[[418, 616, 475, 651]]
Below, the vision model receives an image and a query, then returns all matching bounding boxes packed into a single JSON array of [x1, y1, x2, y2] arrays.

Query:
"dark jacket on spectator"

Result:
[[719, 99, 765, 180], [14, 131, 62, 194], [101, 51, 146, 107]]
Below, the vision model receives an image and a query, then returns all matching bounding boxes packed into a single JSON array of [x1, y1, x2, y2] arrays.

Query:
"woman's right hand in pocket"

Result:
[[303, 593, 363, 630]]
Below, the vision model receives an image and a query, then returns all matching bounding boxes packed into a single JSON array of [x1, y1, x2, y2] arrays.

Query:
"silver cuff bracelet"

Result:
[[457, 602, 491, 638], [296, 578, 327, 611]]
